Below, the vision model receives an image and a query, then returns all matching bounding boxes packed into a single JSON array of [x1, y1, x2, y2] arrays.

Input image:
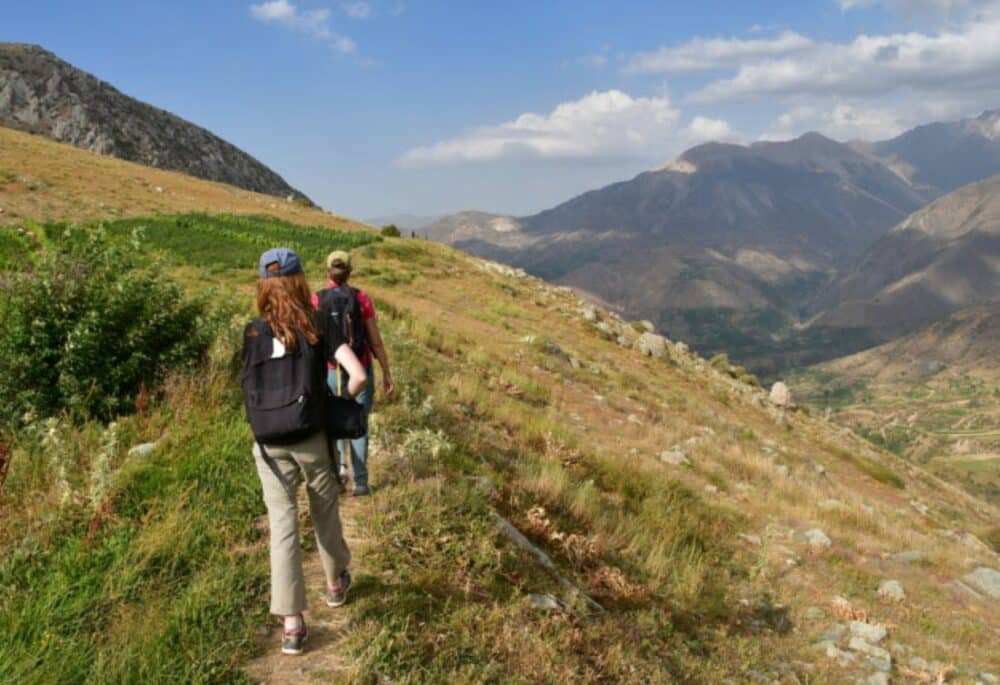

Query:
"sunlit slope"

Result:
[[0, 125, 365, 231], [793, 304, 1000, 507], [1, 133, 997, 682]]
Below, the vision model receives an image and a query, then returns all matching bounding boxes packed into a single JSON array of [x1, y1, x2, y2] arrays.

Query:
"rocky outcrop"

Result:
[[0, 43, 308, 201]]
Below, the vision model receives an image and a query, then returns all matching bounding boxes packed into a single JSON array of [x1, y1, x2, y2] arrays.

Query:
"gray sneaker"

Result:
[[281, 624, 307, 655], [326, 570, 352, 607], [351, 484, 370, 497]]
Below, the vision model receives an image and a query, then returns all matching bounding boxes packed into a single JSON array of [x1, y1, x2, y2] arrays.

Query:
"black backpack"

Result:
[[241, 320, 327, 445], [316, 286, 368, 362]]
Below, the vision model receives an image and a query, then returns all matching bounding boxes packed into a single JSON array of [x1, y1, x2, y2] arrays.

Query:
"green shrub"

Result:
[[380, 223, 401, 237], [0, 226, 218, 424]]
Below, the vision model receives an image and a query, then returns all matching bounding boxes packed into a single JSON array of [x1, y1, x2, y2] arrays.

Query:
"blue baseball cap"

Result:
[[258, 248, 303, 278]]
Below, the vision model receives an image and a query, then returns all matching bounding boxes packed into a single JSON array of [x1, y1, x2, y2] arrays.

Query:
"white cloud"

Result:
[[251, 1, 370, 62], [761, 103, 907, 140], [341, 1, 371, 18], [688, 17, 1000, 104], [399, 90, 683, 166], [624, 31, 813, 74], [838, 0, 1000, 21], [250, 0, 332, 38], [685, 116, 736, 143]]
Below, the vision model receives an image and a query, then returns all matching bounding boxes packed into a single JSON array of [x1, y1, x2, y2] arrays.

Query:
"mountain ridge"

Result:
[[0, 43, 309, 202]]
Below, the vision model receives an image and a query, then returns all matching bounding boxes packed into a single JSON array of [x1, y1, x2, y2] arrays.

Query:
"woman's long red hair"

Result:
[[256, 265, 320, 350]]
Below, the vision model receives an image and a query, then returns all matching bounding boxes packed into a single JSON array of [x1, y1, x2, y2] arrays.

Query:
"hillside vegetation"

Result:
[[1, 129, 998, 683], [793, 304, 1000, 506], [0, 126, 361, 232]]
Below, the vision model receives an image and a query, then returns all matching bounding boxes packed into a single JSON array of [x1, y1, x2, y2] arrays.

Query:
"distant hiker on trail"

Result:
[[313, 249, 395, 497], [242, 248, 367, 656]]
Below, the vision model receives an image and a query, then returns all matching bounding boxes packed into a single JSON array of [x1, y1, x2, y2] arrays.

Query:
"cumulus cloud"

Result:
[[688, 17, 1000, 104], [685, 116, 737, 143], [760, 103, 907, 141], [250, 0, 332, 38], [398, 90, 682, 166], [624, 31, 812, 74]]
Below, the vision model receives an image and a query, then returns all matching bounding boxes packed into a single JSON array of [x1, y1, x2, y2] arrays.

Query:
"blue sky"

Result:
[[4, 0, 1000, 219]]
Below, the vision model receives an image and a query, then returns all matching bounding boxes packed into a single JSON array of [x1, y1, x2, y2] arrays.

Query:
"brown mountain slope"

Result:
[[0, 43, 308, 201], [820, 303, 1000, 384], [795, 304, 1000, 506], [815, 175, 1000, 343], [860, 109, 1000, 197], [0, 125, 362, 231], [424, 132, 931, 367]]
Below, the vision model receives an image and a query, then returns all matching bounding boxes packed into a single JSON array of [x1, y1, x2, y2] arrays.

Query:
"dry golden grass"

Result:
[[0, 126, 367, 232]]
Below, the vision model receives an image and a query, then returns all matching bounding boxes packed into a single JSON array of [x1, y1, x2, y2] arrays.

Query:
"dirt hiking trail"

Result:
[[245, 490, 371, 684]]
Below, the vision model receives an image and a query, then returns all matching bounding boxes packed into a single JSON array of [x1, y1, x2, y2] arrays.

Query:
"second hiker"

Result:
[[313, 249, 394, 496]]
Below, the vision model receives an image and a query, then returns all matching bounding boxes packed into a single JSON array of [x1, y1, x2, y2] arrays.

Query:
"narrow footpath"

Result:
[[245, 491, 371, 683]]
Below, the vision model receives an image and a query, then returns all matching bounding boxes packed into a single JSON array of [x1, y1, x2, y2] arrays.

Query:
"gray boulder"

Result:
[[636, 332, 670, 359], [659, 449, 690, 466], [877, 579, 906, 602], [963, 567, 1000, 599], [769, 382, 793, 408], [849, 621, 887, 644], [801, 528, 832, 549]]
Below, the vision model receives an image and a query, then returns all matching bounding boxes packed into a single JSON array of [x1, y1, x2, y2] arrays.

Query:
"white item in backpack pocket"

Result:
[[271, 338, 287, 359]]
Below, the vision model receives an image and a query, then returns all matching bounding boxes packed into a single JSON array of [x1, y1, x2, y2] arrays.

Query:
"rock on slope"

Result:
[[0, 43, 308, 201]]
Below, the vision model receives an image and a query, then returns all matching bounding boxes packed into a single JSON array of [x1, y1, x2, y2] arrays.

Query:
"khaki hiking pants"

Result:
[[253, 430, 351, 616]]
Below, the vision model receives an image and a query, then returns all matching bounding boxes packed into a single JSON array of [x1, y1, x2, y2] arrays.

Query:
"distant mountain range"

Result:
[[423, 111, 1000, 372], [0, 43, 308, 201], [816, 174, 1000, 343], [857, 109, 1000, 198]]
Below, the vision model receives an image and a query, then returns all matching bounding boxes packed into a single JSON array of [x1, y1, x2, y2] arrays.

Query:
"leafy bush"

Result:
[[380, 223, 401, 237], [0, 226, 217, 424]]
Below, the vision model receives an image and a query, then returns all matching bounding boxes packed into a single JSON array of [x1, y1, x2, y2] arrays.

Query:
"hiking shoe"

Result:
[[281, 624, 307, 656], [351, 484, 370, 497], [326, 570, 352, 607]]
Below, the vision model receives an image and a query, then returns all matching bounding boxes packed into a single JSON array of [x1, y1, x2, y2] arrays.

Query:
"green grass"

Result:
[[825, 442, 906, 490], [0, 365, 268, 683], [40, 213, 381, 271]]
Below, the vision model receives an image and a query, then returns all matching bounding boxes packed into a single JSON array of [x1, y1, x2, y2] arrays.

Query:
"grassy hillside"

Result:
[[0, 126, 364, 232], [793, 305, 1000, 507], [1, 129, 998, 683]]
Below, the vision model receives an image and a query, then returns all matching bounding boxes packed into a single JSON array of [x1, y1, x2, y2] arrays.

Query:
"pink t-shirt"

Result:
[[311, 281, 376, 368]]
